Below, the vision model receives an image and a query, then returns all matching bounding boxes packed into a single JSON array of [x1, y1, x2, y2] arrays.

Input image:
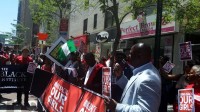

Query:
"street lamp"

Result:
[[154, 0, 163, 68]]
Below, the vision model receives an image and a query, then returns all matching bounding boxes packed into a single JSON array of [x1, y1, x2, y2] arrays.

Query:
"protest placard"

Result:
[[102, 67, 112, 98], [179, 41, 192, 61], [45, 37, 67, 67], [27, 62, 37, 74], [162, 61, 175, 73], [178, 88, 195, 112]]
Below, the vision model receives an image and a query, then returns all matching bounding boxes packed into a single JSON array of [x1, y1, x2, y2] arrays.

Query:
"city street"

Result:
[[0, 93, 38, 112]]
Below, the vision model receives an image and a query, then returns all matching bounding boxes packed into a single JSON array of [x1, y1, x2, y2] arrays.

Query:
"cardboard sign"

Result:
[[102, 67, 112, 98], [162, 61, 175, 73], [45, 37, 67, 67], [179, 41, 192, 61], [178, 88, 195, 112], [27, 62, 38, 74]]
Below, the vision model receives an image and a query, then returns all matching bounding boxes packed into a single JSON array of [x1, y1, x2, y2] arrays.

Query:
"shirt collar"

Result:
[[132, 62, 152, 75]]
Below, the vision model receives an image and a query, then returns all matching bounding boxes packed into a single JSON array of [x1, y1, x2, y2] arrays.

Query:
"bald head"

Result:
[[130, 43, 152, 68]]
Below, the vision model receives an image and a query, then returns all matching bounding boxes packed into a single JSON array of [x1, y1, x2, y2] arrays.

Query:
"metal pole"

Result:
[[154, 0, 163, 68]]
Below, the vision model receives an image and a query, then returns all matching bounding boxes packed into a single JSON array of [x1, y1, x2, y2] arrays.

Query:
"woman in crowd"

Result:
[[41, 55, 52, 73], [175, 65, 200, 111]]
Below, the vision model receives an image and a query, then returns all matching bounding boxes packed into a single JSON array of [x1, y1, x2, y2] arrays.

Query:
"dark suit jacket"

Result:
[[85, 63, 104, 94]]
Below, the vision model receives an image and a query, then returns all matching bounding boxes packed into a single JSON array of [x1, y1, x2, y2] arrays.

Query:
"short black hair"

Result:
[[84, 52, 95, 59]]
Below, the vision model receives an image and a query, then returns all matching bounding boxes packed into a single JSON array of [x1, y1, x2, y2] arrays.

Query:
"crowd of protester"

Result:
[[0, 42, 200, 111]]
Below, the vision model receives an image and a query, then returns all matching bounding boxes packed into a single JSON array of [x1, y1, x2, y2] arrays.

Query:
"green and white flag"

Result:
[[58, 39, 76, 62]]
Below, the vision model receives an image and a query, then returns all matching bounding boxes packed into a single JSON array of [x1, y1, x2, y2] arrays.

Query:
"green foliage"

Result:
[[29, 0, 72, 45]]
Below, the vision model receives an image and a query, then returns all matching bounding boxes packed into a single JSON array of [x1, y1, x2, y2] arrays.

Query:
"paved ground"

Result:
[[0, 93, 38, 112], [0, 93, 175, 112]]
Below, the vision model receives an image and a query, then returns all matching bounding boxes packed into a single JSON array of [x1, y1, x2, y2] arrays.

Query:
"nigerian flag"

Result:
[[58, 39, 76, 62]]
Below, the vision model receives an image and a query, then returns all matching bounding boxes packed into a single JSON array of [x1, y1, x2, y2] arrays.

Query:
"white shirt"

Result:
[[84, 63, 97, 85]]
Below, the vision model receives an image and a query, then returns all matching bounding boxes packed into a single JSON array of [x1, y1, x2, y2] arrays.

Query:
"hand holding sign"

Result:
[[27, 62, 38, 74], [162, 61, 175, 73]]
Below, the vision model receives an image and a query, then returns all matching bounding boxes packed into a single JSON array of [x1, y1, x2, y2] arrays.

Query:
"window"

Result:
[[93, 14, 97, 29], [104, 11, 114, 28], [83, 18, 88, 34]]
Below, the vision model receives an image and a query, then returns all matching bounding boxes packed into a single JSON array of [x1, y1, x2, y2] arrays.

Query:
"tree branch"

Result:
[[119, 11, 132, 24]]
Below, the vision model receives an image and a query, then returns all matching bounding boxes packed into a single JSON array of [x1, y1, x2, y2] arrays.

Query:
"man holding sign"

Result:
[[13, 47, 33, 107]]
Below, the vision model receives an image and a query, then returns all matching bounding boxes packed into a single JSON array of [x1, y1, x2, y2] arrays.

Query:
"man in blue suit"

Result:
[[105, 43, 161, 112]]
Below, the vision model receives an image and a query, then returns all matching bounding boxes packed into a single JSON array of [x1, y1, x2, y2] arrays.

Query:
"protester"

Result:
[[63, 52, 85, 85], [0, 43, 9, 65], [114, 51, 133, 79], [158, 56, 181, 112], [41, 55, 52, 73], [174, 65, 200, 111], [105, 43, 161, 112], [99, 56, 107, 67], [0, 43, 8, 99], [13, 47, 33, 107], [83, 52, 104, 94]]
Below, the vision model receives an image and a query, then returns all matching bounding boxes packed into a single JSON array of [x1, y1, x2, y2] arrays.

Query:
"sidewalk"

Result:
[[0, 93, 38, 112]]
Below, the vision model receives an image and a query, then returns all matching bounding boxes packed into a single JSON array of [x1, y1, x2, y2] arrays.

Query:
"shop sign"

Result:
[[120, 14, 177, 39], [96, 31, 109, 43]]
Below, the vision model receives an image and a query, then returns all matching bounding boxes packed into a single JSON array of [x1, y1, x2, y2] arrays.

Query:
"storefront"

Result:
[[89, 27, 116, 60], [120, 14, 183, 73]]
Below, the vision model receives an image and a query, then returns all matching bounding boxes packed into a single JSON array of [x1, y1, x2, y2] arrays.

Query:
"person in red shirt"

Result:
[[13, 47, 33, 107], [174, 65, 200, 111], [41, 55, 52, 73]]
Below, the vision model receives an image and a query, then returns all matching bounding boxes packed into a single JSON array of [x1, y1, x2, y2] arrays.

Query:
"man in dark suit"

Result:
[[83, 52, 104, 94]]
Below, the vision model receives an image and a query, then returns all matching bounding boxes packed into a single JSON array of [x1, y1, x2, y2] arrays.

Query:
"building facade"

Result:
[[68, 0, 200, 74], [17, 0, 34, 48]]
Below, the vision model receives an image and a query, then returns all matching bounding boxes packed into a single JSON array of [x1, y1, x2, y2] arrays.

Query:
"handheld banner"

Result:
[[0, 65, 28, 93], [75, 90, 106, 112], [178, 88, 195, 112], [30, 68, 53, 97], [162, 61, 175, 73], [102, 67, 112, 98], [179, 41, 192, 61], [27, 62, 37, 74], [41, 75, 106, 112], [41, 75, 82, 112]]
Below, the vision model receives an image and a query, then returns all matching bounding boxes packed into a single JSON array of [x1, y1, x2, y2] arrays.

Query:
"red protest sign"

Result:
[[42, 75, 82, 112], [102, 67, 111, 98], [178, 88, 195, 112], [75, 90, 106, 112]]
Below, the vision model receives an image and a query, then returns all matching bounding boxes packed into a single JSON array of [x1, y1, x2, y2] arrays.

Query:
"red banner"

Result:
[[76, 91, 106, 112], [59, 19, 68, 32], [73, 35, 87, 53], [37, 33, 48, 40], [42, 75, 106, 112], [42, 75, 82, 112]]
